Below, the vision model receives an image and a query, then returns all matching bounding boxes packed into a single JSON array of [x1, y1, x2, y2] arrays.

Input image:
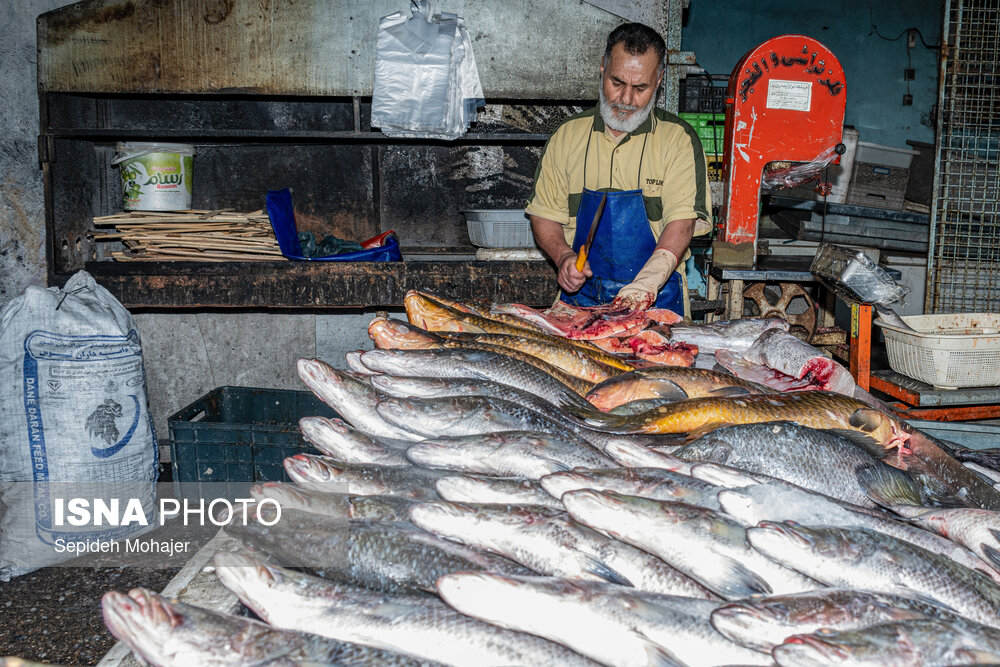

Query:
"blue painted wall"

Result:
[[681, 0, 941, 149]]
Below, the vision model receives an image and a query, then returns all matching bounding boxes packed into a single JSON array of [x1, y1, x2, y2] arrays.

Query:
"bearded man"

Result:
[[525, 22, 712, 316]]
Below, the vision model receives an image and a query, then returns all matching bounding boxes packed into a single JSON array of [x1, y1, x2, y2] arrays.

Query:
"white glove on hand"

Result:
[[611, 249, 679, 312]]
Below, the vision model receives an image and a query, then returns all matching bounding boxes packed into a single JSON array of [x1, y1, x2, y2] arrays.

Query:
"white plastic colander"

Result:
[[875, 313, 1000, 389]]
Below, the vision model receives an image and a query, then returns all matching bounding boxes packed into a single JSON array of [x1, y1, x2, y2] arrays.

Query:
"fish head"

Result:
[[296, 358, 345, 398], [344, 350, 379, 376], [250, 482, 309, 509], [298, 415, 344, 443], [538, 471, 593, 499], [403, 292, 466, 332], [408, 500, 477, 532], [710, 601, 789, 647], [368, 317, 442, 350], [585, 375, 639, 411], [849, 407, 908, 451], [211, 553, 281, 622], [437, 572, 538, 613], [369, 375, 452, 398], [283, 454, 338, 484], [561, 489, 643, 537], [357, 349, 414, 375], [750, 522, 868, 563], [102, 589, 185, 662]]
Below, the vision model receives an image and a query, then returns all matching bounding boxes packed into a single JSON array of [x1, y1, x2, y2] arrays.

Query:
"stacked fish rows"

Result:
[[101, 291, 1000, 666]]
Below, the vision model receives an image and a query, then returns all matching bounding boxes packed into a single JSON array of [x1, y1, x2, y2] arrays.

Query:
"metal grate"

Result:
[[927, 0, 1000, 313]]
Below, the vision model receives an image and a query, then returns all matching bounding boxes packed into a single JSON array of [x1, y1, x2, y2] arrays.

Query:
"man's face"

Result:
[[600, 43, 662, 134]]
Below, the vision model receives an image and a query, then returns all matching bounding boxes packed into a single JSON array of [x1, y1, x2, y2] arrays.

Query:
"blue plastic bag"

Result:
[[265, 189, 401, 262]]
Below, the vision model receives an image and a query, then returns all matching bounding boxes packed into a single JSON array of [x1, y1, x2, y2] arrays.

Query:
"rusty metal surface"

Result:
[[70, 260, 560, 308], [38, 0, 623, 97]]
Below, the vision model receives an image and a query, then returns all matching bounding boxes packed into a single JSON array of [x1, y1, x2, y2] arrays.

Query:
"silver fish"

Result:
[[224, 510, 530, 594], [299, 415, 411, 466], [438, 573, 770, 667], [772, 617, 1000, 667], [747, 522, 1000, 628], [893, 506, 1000, 573], [214, 553, 592, 667], [409, 501, 715, 598], [283, 454, 441, 500], [667, 317, 789, 354], [562, 490, 819, 599], [250, 483, 416, 521], [435, 474, 564, 508], [712, 472, 1000, 583], [539, 467, 722, 510], [375, 394, 580, 440], [101, 588, 432, 666], [672, 421, 924, 509], [711, 588, 963, 653], [297, 358, 422, 440], [358, 348, 591, 409], [406, 431, 616, 479]]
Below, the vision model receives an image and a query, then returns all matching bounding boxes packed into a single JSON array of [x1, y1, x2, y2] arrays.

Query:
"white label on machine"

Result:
[[766, 79, 812, 111]]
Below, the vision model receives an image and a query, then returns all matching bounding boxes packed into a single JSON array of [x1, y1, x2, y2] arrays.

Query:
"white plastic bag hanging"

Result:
[[371, 0, 484, 140]]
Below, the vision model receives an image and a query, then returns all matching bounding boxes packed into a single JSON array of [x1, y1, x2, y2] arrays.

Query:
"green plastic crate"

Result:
[[680, 112, 726, 155], [169, 386, 339, 497]]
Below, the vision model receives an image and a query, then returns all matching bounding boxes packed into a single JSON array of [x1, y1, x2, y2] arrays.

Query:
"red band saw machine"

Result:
[[714, 34, 847, 267]]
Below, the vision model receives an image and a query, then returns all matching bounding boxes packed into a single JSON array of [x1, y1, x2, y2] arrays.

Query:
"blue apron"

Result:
[[561, 187, 683, 312]]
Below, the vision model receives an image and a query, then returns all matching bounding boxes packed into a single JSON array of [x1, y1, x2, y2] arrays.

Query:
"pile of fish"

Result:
[[101, 291, 1000, 666]]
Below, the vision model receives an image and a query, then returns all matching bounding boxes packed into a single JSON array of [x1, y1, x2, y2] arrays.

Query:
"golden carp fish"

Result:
[[404, 292, 632, 370], [368, 316, 596, 397], [586, 367, 777, 411], [583, 391, 907, 450]]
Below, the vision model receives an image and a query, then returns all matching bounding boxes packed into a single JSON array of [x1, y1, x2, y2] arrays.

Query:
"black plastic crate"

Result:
[[679, 77, 727, 114], [169, 386, 339, 498]]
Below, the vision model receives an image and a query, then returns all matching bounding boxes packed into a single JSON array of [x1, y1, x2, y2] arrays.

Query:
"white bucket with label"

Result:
[[112, 142, 195, 211]]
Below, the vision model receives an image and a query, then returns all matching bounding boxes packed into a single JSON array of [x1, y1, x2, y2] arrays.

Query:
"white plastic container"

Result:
[[875, 313, 1000, 389], [112, 142, 195, 211], [463, 209, 537, 248]]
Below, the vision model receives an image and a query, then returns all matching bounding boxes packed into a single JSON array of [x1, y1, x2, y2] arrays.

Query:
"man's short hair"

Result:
[[604, 23, 666, 69]]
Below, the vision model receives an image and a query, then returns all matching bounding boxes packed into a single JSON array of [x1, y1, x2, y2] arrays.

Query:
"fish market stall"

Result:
[[76, 289, 1000, 666]]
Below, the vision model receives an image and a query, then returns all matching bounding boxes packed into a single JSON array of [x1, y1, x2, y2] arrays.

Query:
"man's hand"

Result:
[[610, 287, 656, 312], [557, 250, 592, 293], [611, 248, 679, 312]]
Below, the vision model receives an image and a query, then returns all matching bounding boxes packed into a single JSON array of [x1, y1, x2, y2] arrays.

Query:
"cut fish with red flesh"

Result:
[[564, 312, 650, 340], [715, 350, 818, 392], [743, 329, 857, 396], [645, 308, 683, 325], [586, 337, 630, 354], [625, 330, 698, 367]]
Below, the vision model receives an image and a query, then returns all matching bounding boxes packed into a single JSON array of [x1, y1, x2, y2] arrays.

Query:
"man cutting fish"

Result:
[[525, 22, 712, 317]]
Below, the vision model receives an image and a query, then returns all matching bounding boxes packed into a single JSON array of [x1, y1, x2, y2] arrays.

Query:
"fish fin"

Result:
[[582, 555, 634, 587], [647, 379, 690, 402], [856, 463, 923, 508], [708, 387, 752, 397], [712, 559, 772, 598], [640, 641, 686, 667], [982, 543, 1000, 572], [828, 429, 886, 457], [684, 422, 728, 442], [541, 457, 572, 473]]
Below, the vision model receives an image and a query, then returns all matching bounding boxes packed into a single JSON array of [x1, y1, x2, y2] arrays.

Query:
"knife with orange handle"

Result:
[[575, 192, 607, 272]]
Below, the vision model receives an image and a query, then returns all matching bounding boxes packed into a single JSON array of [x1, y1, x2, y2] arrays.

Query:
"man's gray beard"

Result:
[[599, 86, 656, 134]]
